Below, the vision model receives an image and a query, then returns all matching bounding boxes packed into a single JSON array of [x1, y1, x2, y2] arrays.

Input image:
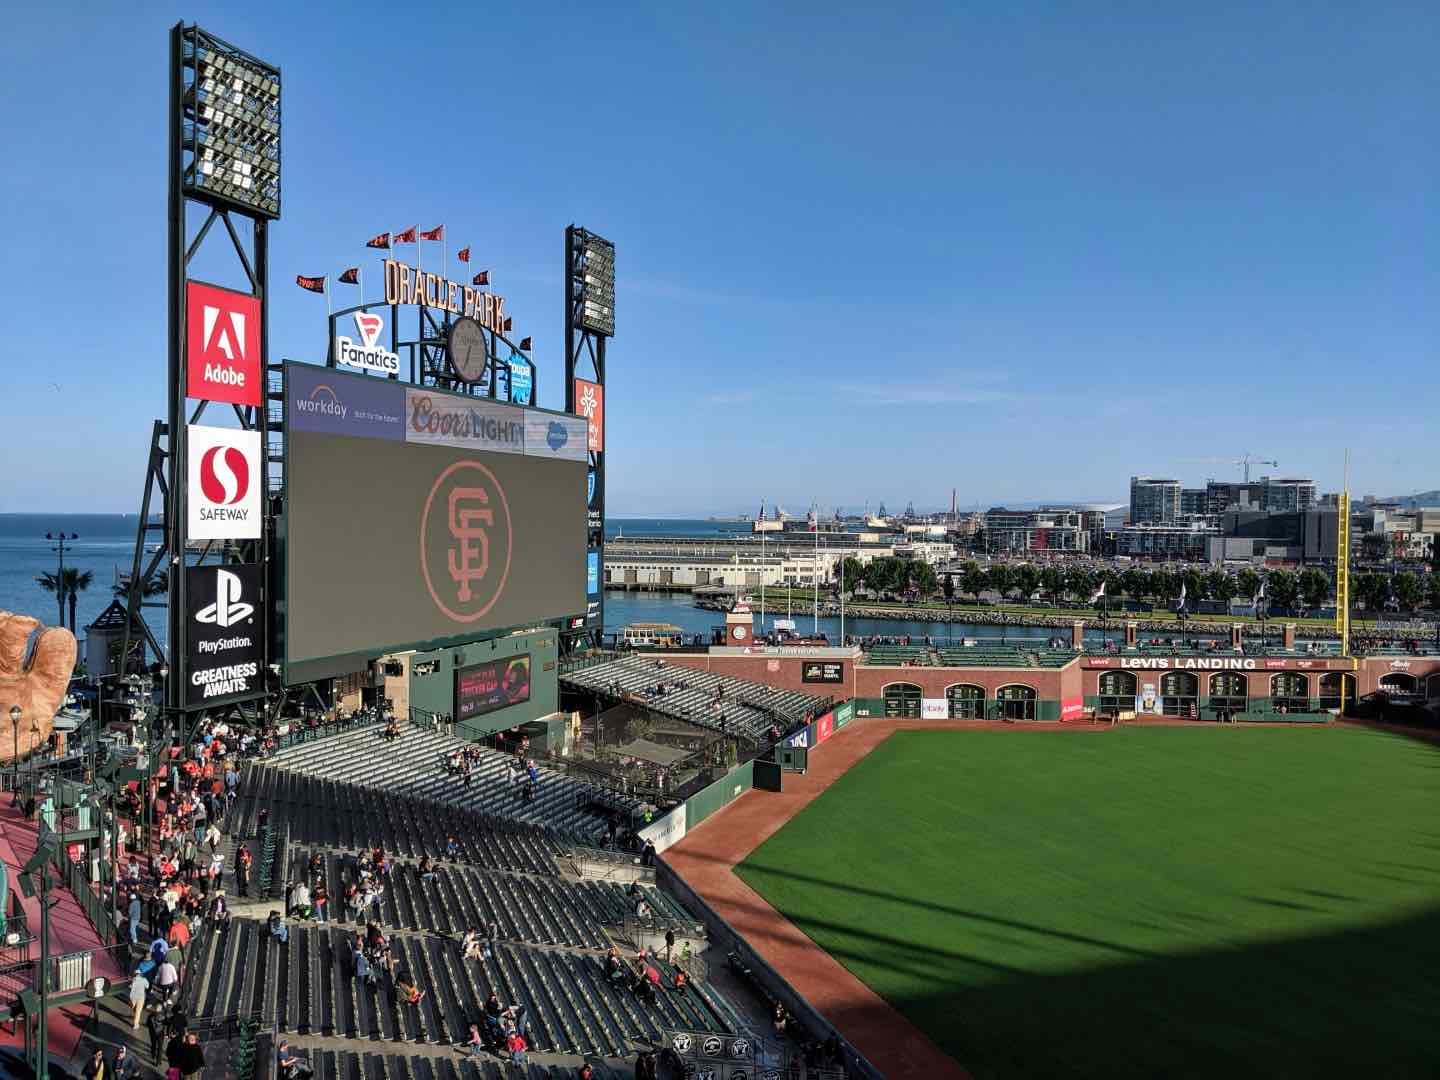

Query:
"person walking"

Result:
[[176, 1032, 205, 1080], [127, 891, 143, 946], [128, 969, 150, 1029]]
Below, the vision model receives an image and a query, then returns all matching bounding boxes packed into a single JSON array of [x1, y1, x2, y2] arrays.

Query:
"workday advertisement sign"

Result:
[[286, 363, 404, 440]]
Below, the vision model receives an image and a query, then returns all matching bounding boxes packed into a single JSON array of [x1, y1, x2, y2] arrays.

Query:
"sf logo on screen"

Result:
[[420, 459, 513, 623]]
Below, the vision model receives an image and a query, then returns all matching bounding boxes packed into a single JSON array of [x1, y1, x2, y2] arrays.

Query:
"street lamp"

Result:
[[44, 531, 79, 627], [9, 705, 20, 805]]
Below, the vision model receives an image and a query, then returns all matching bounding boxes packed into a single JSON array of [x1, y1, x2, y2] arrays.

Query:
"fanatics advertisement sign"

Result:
[[186, 281, 262, 406], [187, 425, 262, 540], [185, 562, 264, 707]]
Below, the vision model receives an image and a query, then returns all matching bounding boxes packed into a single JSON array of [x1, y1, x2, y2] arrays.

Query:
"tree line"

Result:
[[833, 557, 1440, 613]]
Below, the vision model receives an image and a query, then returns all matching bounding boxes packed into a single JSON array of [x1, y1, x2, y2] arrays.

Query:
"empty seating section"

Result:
[[306, 1050, 624, 1080], [192, 919, 737, 1055], [264, 726, 644, 842], [562, 656, 824, 742], [862, 643, 1081, 668]]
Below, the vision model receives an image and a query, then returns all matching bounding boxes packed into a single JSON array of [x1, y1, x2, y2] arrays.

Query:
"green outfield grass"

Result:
[[734, 728, 1440, 1078]]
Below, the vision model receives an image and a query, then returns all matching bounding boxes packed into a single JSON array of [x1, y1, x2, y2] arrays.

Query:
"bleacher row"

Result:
[[562, 656, 823, 742], [238, 766, 563, 875], [264, 726, 644, 842], [282, 844, 701, 949], [183, 917, 742, 1058], [866, 644, 1078, 668], [290, 1047, 625, 1080]]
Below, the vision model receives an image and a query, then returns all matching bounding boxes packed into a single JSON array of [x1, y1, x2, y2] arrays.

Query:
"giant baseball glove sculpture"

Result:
[[0, 612, 78, 761]]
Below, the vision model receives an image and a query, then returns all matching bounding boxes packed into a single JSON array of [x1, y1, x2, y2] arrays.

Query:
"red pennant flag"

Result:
[[338, 267, 359, 285], [457, 247, 470, 263], [296, 275, 326, 293], [419, 225, 444, 241], [365, 232, 390, 249], [518, 337, 532, 351], [471, 271, 489, 286], [502, 316, 513, 332], [392, 226, 418, 244]]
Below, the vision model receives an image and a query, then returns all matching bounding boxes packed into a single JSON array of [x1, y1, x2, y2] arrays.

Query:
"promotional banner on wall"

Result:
[[833, 700, 855, 729], [287, 364, 404, 440], [639, 804, 688, 854], [456, 654, 532, 722], [508, 355, 533, 405], [1136, 683, 1163, 715], [187, 425, 263, 540], [522, 411, 587, 462], [1061, 697, 1084, 719], [185, 562, 264, 707], [186, 281, 262, 406], [921, 698, 949, 720], [405, 390, 527, 455], [574, 377, 604, 452], [587, 552, 600, 597], [815, 712, 834, 743]]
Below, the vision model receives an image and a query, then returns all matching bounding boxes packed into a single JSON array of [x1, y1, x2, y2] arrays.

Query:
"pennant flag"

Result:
[[296, 275, 326, 293], [502, 316, 513, 332], [1175, 582, 1187, 612], [365, 232, 390, 249], [392, 226, 418, 244], [457, 247, 470, 263], [471, 271, 490, 286], [518, 336, 532, 351], [338, 267, 360, 285], [420, 225, 445, 241], [1090, 580, 1106, 604]]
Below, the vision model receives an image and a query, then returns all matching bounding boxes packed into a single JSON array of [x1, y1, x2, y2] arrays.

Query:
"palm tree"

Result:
[[62, 568, 93, 632], [35, 571, 64, 626]]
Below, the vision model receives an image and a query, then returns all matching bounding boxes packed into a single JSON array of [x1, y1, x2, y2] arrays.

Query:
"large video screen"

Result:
[[283, 363, 587, 682], [456, 654, 532, 722]]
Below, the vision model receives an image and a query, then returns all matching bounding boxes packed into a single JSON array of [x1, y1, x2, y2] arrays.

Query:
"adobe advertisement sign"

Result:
[[185, 562, 264, 706], [456, 654, 531, 722], [186, 281, 262, 406], [287, 364, 404, 440], [575, 378, 604, 452], [187, 425, 262, 540]]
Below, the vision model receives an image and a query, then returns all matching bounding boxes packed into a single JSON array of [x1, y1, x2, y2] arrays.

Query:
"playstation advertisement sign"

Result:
[[185, 562, 265, 707]]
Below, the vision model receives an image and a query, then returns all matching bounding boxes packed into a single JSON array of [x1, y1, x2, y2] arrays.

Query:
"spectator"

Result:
[[145, 1008, 166, 1065], [483, 991, 504, 1042], [82, 1048, 107, 1080], [155, 957, 179, 1001], [418, 855, 436, 883], [772, 1001, 788, 1036], [276, 1040, 313, 1080], [579, 1065, 593, 1080], [128, 969, 150, 1029], [459, 1022, 485, 1059], [395, 971, 425, 1009], [313, 884, 329, 924], [112, 1046, 138, 1080], [175, 1033, 205, 1080], [673, 968, 688, 994], [665, 928, 676, 963], [352, 941, 375, 990], [445, 835, 459, 858], [127, 891, 142, 945], [506, 1031, 528, 1066], [268, 910, 289, 945]]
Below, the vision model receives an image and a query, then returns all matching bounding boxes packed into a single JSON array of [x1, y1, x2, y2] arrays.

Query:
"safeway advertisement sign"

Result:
[[187, 425, 262, 540], [186, 281, 261, 406], [575, 378, 603, 452]]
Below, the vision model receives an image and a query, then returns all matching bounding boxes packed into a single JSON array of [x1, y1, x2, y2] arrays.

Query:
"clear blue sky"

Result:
[[1, 3, 1435, 516]]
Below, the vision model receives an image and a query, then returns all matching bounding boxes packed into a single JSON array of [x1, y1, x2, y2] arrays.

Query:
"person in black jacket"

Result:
[[175, 1033, 205, 1080]]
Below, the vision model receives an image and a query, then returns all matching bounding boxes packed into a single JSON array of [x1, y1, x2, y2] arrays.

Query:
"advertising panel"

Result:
[[801, 660, 844, 684], [456, 654, 531, 722], [522, 411, 587, 462], [285, 429, 586, 682], [186, 281, 262, 406], [815, 712, 834, 743], [187, 425, 262, 540], [921, 698, 949, 720], [405, 390, 527, 455], [334, 309, 401, 375], [833, 699, 855, 729], [1061, 697, 1084, 720], [574, 378, 604, 452], [587, 551, 600, 596], [784, 726, 811, 749], [185, 562, 264, 707], [508, 355, 533, 405], [287, 364, 404, 440], [1136, 683, 1163, 715], [638, 804, 688, 855]]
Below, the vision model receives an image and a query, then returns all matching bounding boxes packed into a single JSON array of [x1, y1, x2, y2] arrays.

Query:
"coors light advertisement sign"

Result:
[[186, 562, 265, 707]]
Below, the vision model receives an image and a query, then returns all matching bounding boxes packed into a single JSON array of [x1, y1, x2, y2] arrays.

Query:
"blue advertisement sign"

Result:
[[508, 355, 533, 405], [587, 470, 596, 506], [587, 551, 600, 596], [287, 362, 404, 440]]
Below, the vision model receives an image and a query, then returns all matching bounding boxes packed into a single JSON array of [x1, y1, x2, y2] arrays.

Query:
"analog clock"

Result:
[[446, 317, 488, 383]]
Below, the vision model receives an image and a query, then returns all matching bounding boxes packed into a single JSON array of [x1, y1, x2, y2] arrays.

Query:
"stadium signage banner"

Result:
[[335, 310, 401, 374], [921, 698, 948, 720], [406, 391, 526, 455], [185, 562, 264, 706], [456, 654, 531, 721], [801, 661, 844, 683], [574, 378, 603, 452], [523, 410, 588, 462], [1086, 656, 1348, 671], [382, 258, 508, 332], [639, 804, 688, 854], [287, 364, 404, 440], [187, 425, 263, 540], [186, 281, 262, 406]]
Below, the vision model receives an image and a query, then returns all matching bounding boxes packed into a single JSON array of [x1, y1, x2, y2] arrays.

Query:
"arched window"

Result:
[[883, 682, 922, 719], [1209, 672, 1248, 716], [1428, 673, 1440, 702], [996, 684, 1037, 721], [946, 684, 985, 719], [1317, 672, 1357, 712], [1379, 672, 1417, 697], [1160, 671, 1199, 718], [1097, 671, 1136, 715], [1271, 672, 1309, 714]]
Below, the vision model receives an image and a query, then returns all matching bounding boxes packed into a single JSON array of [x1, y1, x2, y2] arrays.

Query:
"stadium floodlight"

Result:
[[179, 25, 281, 220], [573, 230, 615, 337]]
